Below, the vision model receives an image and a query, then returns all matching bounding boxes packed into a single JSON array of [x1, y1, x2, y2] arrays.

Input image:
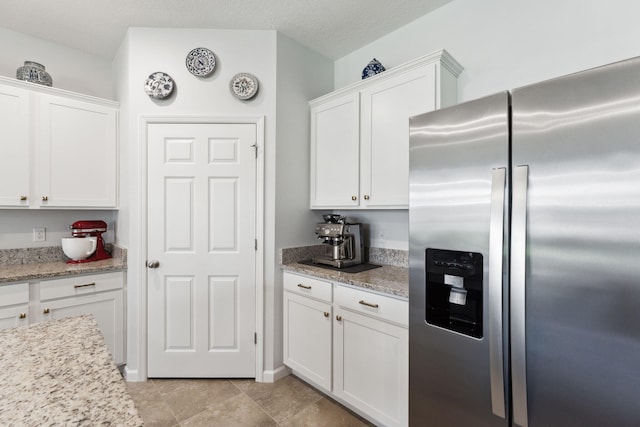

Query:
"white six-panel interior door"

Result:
[[147, 122, 257, 377]]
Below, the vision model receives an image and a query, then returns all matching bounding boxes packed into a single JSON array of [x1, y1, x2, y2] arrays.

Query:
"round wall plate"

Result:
[[230, 73, 259, 100], [144, 72, 174, 99], [185, 47, 216, 77]]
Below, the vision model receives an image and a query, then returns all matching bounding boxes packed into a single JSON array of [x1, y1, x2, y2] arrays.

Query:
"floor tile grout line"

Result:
[[149, 378, 182, 426]]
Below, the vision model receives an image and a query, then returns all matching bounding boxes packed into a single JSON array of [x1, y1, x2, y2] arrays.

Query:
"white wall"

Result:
[[0, 210, 116, 249], [0, 27, 114, 99], [272, 33, 333, 375], [333, 0, 640, 249], [335, 0, 640, 101]]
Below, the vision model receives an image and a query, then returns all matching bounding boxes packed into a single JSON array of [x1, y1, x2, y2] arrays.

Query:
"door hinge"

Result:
[[255, 239, 258, 251], [254, 332, 257, 344], [251, 144, 258, 158]]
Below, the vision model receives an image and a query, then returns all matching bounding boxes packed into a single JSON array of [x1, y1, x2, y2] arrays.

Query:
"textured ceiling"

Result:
[[0, 0, 453, 60]]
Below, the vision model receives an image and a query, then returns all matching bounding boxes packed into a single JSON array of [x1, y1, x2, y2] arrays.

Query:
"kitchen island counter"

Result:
[[282, 261, 408, 299], [0, 314, 142, 426]]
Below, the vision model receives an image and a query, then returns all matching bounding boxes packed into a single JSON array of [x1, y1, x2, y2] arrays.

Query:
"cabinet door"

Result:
[[310, 92, 360, 208], [38, 94, 117, 208], [40, 290, 124, 363], [283, 291, 332, 391], [0, 85, 30, 207], [333, 307, 408, 427], [0, 305, 29, 330], [360, 64, 437, 208]]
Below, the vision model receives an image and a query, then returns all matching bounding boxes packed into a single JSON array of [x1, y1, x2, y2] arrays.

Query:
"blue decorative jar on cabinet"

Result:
[[362, 58, 386, 79]]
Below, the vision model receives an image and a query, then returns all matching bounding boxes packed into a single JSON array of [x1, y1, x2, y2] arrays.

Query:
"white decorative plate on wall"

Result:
[[230, 73, 259, 100], [185, 47, 216, 77], [144, 72, 174, 99]]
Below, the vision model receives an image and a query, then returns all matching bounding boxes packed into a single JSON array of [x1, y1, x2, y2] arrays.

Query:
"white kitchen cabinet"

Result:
[[333, 285, 408, 427], [0, 85, 30, 207], [37, 272, 125, 364], [309, 49, 462, 209], [0, 282, 29, 330], [37, 94, 118, 208], [309, 92, 360, 208], [283, 272, 333, 392], [0, 76, 119, 209], [283, 270, 408, 426]]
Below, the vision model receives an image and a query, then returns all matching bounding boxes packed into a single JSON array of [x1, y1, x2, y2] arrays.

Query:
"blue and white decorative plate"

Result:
[[362, 58, 386, 79], [185, 47, 216, 77], [144, 72, 174, 99], [230, 73, 259, 100]]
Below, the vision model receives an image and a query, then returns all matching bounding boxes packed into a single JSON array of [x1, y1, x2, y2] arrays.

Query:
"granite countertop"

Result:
[[0, 314, 142, 426], [282, 262, 409, 299], [0, 246, 126, 284], [0, 257, 126, 284]]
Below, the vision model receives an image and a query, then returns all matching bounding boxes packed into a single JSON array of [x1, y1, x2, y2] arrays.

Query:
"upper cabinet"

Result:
[[310, 49, 462, 209], [0, 77, 119, 209]]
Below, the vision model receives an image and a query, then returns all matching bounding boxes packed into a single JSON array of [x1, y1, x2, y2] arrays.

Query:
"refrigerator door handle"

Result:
[[489, 167, 506, 419], [511, 165, 529, 427]]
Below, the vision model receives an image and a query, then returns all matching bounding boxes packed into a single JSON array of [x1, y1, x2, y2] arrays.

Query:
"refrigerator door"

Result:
[[511, 57, 640, 427], [409, 92, 509, 427]]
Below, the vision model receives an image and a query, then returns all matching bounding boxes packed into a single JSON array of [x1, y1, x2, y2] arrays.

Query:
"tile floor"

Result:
[[126, 375, 374, 426]]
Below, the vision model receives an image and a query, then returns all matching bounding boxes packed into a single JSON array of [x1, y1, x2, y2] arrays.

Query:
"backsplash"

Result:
[[0, 244, 125, 265], [281, 245, 408, 267]]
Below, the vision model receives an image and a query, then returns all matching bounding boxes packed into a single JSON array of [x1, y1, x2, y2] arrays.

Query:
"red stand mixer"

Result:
[[67, 220, 112, 264]]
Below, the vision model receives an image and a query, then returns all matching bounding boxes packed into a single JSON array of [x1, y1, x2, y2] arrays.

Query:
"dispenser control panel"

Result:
[[425, 249, 483, 338]]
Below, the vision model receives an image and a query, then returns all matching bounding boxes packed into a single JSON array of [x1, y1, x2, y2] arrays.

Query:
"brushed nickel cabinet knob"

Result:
[[351, 196, 357, 201], [324, 312, 330, 318], [364, 195, 370, 200], [336, 315, 342, 321]]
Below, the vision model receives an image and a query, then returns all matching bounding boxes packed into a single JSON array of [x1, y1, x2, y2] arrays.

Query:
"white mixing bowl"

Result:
[[61, 237, 97, 261]]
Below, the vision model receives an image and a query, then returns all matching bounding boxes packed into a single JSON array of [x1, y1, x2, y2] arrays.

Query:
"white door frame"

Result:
[[135, 115, 265, 382]]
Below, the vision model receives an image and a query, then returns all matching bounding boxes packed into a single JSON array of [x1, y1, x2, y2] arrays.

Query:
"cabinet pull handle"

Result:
[[364, 195, 370, 200], [74, 282, 96, 289], [297, 283, 311, 290], [43, 308, 50, 314], [336, 315, 342, 321], [20, 195, 27, 201], [358, 300, 379, 308], [351, 196, 357, 201], [324, 312, 330, 317], [42, 196, 48, 201], [19, 313, 27, 319]]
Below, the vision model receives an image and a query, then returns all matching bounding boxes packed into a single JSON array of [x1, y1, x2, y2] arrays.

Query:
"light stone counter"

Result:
[[281, 245, 409, 299], [0, 246, 126, 284], [282, 261, 408, 299], [0, 314, 142, 426]]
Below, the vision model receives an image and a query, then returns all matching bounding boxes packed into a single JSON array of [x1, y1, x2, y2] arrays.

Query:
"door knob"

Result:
[[146, 260, 160, 268]]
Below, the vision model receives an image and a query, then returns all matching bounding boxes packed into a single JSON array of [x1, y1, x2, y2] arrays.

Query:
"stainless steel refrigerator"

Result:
[[408, 57, 640, 427]]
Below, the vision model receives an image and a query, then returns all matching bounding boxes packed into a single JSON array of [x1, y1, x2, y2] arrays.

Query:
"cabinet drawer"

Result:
[[334, 284, 407, 326], [0, 282, 29, 307], [40, 272, 123, 301], [283, 272, 332, 303]]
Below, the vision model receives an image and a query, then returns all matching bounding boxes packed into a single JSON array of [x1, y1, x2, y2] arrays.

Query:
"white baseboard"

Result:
[[261, 365, 291, 383], [124, 366, 144, 382]]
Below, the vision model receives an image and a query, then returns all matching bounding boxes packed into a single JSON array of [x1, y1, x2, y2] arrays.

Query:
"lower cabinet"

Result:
[[283, 271, 408, 427], [0, 271, 125, 364], [0, 282, 29, 329]]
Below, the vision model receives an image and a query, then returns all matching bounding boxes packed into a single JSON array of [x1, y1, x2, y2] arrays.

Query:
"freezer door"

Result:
[[409, 92, 509, 427], [511, 57, 640, 427]]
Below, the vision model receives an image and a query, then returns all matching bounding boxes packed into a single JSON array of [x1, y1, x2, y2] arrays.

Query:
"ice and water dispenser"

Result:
[[425, 249, 483, 338]]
